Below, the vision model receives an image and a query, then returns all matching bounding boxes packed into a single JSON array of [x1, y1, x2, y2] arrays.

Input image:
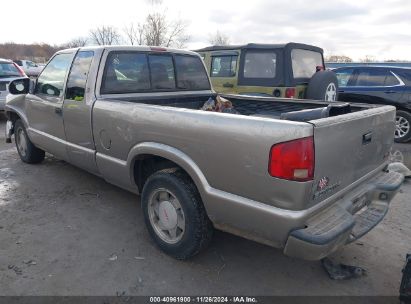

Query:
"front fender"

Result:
[[5, 94, 29, 128]]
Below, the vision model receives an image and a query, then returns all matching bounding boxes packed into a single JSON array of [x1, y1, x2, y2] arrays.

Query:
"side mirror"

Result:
[[8, 78, 30, 95]]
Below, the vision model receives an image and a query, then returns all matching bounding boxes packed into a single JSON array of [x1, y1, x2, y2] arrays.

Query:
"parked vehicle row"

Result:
[[4, 46, 404, 261], [196, 43, 339, 102], [14, 59, 43, 77], [0, 58, 27, 111], [333, 66, 411, 143]]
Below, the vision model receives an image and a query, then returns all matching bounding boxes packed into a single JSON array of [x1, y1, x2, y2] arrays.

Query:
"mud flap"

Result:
[[5, 120, 13, 143]]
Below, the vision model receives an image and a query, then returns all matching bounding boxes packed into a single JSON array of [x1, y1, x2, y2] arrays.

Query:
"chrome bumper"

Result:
[[283, 170, 404, 260]]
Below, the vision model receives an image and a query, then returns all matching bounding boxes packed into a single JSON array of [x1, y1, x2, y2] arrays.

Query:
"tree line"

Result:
[[0, 0, 230, 63]]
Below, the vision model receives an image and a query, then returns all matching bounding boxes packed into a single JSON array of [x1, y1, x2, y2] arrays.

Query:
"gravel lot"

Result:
[[0, 114, 410, 296]]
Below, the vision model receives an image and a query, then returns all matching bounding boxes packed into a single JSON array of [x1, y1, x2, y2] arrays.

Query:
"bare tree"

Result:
[[64, 37, 88, 48], [209, 31, 230, 46], [90, 26, 121, 46], [124, 23, 145, 45], [123, 1, 190, 48], [142, 12, 189, 47], [360, 55, 376, 63]]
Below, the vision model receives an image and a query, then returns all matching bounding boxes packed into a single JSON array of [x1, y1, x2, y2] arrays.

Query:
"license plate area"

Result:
[[351, 193, 371, 215]]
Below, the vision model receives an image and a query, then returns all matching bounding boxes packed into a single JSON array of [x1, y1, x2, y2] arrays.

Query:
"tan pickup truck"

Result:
[[4, 46, 404, 260]]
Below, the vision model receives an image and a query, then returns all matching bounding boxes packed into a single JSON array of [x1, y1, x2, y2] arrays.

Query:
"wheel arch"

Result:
[[128, 142, 210, 202]]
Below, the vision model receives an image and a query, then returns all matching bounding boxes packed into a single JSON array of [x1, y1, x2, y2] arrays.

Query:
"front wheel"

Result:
[[395, 110, 411, 143], [14, 119, 45, 163], [141, 168, 213, 260]]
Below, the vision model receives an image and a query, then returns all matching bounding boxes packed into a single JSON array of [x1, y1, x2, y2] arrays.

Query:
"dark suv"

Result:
[[333, 66, 411, 143]]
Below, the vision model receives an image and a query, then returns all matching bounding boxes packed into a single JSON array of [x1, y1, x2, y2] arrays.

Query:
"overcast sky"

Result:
[[1, 0, 411, 61]]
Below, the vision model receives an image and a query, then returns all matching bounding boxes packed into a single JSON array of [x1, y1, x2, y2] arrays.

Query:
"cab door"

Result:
[[63, 50, 100, 175], [209, 51, 239, 93], [25, 52, 75, 160]]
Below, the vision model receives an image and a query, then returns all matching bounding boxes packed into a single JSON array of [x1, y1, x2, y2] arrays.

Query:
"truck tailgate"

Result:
[[309, 105, 396, 205]]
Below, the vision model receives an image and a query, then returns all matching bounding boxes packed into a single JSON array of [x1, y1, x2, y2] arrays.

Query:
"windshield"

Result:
[[26, 61, 37, 68], [291, 49, 323, 79], [0, 62, 21, 78]]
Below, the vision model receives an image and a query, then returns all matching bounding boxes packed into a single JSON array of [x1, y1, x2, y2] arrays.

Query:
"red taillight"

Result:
[[268, 137, 315, 182], [285, 88, 296, 98], [13, 63, 26, 77]]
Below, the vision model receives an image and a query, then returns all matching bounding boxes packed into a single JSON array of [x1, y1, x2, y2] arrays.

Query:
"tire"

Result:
[[141, 168, 213, 260], [14, 119, 45, 163], [306, 70, 339, 102], [395, 110, 411, 143]]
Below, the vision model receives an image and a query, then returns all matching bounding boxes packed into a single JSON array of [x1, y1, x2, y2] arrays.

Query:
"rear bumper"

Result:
[[283, 170, 404, 260]]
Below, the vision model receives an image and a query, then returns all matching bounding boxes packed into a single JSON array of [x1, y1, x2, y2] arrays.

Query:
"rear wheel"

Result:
[[141, 168, 213, 260], [395, 110, 411, 143], [306, 70, 339, 102], [14, 119, 45, 163]]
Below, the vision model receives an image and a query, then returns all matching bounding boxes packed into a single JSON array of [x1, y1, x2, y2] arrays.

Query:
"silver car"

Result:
[[0, 58, 27, 111]]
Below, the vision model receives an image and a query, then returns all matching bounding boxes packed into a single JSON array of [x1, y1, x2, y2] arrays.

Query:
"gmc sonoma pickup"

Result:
[[4, 46, 404, 260]]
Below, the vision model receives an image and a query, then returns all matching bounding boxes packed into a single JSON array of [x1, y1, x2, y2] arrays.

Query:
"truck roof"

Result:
[[56, 45, 200, 57], [194, 42, 323, 53]]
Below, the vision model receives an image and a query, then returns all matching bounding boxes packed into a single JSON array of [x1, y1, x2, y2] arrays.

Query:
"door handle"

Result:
[[223, 83, 234, 88], [55, 107, 63, 115], [384, 90, 396, 94], [362, 131, 372, 145]]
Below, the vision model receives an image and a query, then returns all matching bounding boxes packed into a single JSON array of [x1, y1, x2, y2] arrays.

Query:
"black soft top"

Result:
[[194, 42, 323, 54]]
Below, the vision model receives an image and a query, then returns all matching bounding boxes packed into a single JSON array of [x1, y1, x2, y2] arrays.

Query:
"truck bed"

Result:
[[107, 93, 368, 122]]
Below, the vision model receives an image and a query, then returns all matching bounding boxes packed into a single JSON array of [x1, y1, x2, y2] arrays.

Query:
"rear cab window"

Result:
[[101, 51, 210, 94]]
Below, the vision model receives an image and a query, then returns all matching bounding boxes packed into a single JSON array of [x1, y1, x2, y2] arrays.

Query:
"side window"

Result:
[[35, 53, 73, 97], [101, 52, 150, 94], [15, 60, 22, 66], [384, 71, 400, 86], [243, 51, 276, 78], [335, 68, 355, 87], [148, 55, 175, 90], [395, 71, 411, 86], [355, 69, 386, 86], [291, 49, 323, 79], [65, 51, 94, 101], [175, 55, 210, 90], [211, 56, 237, 77]]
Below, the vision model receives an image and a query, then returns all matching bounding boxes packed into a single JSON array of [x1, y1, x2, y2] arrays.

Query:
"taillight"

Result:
[[268, 137, 314, 182], [13, 63, 26, 77], [285, 88, 296, 98]]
